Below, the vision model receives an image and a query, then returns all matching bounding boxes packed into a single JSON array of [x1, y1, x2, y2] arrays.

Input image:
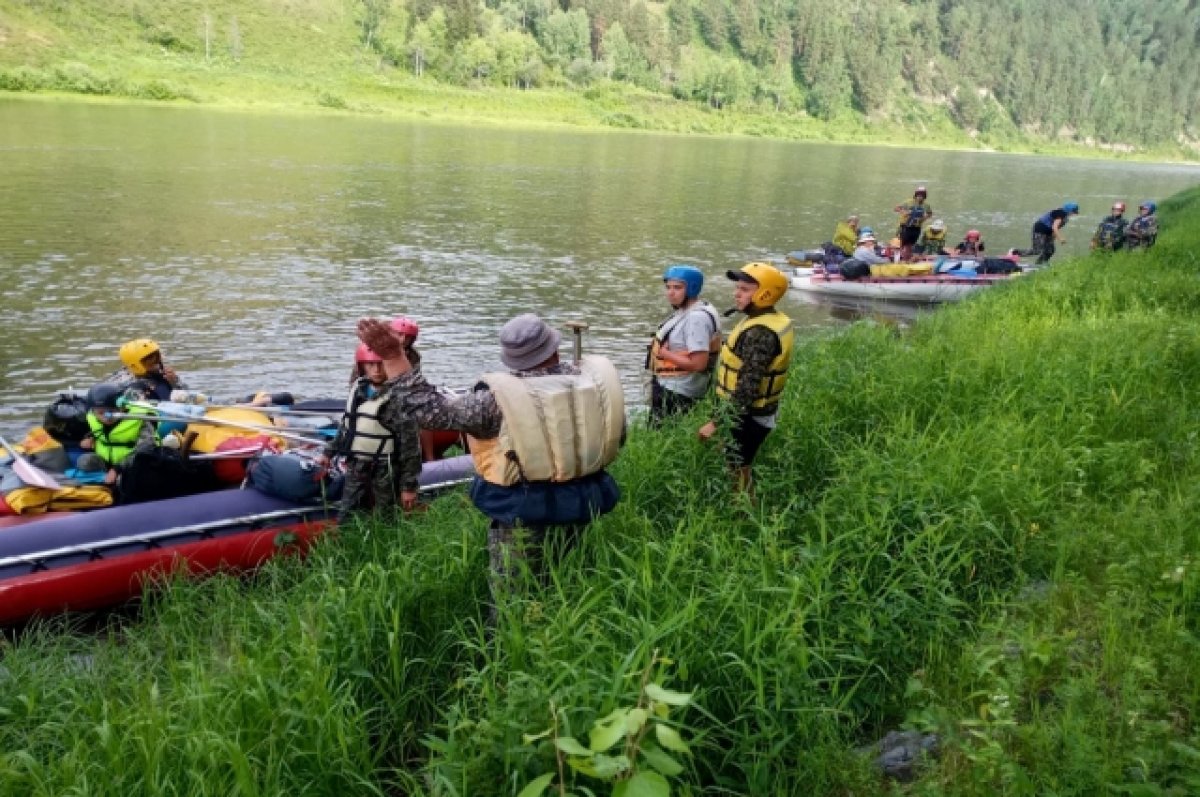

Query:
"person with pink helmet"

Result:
[[324, 331, 422, 520]]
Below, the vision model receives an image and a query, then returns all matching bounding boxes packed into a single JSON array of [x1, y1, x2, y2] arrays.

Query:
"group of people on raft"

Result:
[[827, 186, 1161, 270], [8, 262, 792, 620]]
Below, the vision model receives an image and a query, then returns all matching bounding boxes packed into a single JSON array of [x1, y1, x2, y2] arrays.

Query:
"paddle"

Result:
[[0, 433, 63, 490]]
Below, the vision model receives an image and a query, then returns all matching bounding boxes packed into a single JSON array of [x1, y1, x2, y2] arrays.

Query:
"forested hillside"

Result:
[[2, 0, 1198, 154]]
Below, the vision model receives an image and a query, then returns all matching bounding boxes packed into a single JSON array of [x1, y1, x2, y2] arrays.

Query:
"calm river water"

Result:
[[2, 98, 1197, 435]]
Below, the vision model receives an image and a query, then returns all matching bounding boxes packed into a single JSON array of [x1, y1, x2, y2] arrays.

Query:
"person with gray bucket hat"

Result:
[[357, 313, 625, 623]]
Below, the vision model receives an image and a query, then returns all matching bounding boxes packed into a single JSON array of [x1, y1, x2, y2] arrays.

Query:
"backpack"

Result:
[[839, 259, 872, 281], [247, 451, 344, 504], [116, 448, 225, 505], [43, 393, 90, 444]]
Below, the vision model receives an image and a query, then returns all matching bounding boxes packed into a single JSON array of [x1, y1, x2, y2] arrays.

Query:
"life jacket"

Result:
[[715, 310, 794, 416], [468, 355, 624, 487], [832, 221, 858, 255], [339, 380, 395, 460], [1093, 215, 1127, 250], [86, 413, 151, 466], [648, 301, 721, 379], [1127, 215, 1157, 246], [921, 228, 946, 245], [900, 201, 930, 228], [956, 240, 983, 256]]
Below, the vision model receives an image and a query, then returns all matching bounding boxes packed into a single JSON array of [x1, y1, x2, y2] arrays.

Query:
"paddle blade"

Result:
[[0, 435, 63, 490]]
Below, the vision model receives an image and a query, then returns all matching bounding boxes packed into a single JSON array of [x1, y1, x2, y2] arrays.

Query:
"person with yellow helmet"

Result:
[[105, 338, 188, 402], [698, 263, 794, 495]]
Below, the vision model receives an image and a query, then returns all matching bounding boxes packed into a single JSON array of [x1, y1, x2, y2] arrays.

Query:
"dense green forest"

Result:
[[2, 0, 1198, 154]]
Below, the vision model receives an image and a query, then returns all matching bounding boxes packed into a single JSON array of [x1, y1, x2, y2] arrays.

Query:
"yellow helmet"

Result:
[[728, 262, 789, 308], [119, 338, 161, 376]]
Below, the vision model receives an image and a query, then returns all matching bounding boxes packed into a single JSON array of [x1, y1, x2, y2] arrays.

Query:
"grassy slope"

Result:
[[2, 192, 1198, 794], [0, 0, 1192, 160]]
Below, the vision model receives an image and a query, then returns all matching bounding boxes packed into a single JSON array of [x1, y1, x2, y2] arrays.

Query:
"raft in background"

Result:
[[0, 454, 474, 626]]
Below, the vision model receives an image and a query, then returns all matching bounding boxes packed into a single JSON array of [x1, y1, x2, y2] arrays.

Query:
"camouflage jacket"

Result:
[[377, 362, 582, 440], [727, 323, 784, 416]]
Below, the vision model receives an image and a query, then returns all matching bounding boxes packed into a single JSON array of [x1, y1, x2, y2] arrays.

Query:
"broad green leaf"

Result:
[[516, 772, 555, 797], [655, 724, 691, 755], [567, 753, 631, 779], [624, 708, 649, 735], [652, 703, 670, 719], [612, 771, 670, 797], [556, 736, 593, 757], [639, 742, 684, 776], [644, 683, 692, 707], [522, 728, 553, 745], [588, 712, 628, 752]]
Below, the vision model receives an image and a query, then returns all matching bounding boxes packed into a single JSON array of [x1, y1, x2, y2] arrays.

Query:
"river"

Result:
[[2, 98, 1197, 435]]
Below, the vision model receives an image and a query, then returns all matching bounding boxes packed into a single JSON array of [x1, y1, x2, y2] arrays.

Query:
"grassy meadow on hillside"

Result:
[[1, 0, 1197, 160], [2, 190, 1199, 794]]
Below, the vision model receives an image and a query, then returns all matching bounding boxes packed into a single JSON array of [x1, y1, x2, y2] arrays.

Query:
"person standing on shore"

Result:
[[647, 265, 721, 425], [698, 263, 793, 496]]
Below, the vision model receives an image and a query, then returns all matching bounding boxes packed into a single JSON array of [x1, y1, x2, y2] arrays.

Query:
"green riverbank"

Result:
[[3, 190, 1199, 794]]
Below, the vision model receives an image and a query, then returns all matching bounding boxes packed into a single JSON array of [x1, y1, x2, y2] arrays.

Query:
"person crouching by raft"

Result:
[[698, 263, 793, 497], [918, 219, 949, 256], [647, 265, 722, 425], [954, 229, 985, 258], [324, 341, 421, 522], [1025, 201, 1080, 264], [357, 313, 623, 624], [77, 383, 157, 487]]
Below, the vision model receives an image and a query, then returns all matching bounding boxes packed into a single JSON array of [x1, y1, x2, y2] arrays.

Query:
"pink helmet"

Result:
[[389, 316, 419, 343], [1112, 201, 1126, 213], [355, 343, 383, 364], [966, 229, 981, 241]]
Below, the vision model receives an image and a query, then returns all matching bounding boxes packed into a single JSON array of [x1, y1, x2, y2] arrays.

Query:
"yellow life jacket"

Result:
[[468, 355, 624, 487], [833, 221, 859, 255], [342, 383, 395, 459], [921, 228, 946, 244], [715, 310, 794, 416], [648, 302, 721, 378], [86, 413, 147, 466]]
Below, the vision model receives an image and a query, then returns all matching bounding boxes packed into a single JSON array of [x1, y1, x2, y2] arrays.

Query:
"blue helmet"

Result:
[[1140, 200, 1157, 214], [860, 226, 875, 236], [662, 264, 704, 299], [1063, 201, 1080, 213]]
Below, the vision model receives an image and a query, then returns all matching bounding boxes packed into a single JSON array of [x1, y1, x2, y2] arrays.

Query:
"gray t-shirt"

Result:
[[654, 301, 720, 399], [852, 245, 888, 265]]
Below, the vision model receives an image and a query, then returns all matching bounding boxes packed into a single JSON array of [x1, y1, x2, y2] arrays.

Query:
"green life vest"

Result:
[[86, 413, 146, 466]]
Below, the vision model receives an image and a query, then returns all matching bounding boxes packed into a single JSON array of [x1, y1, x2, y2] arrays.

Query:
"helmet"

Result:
[[355, 343, 383, 364], [662, 264, 704, 299], [86, 383, 125, 410], [860, 226, 875, 237], [930, 219, 946, 232], [728, 262, 788, 308], [1141, 201, 1157, 213], [966, 229, 981, 241], [889, 237, 902, 248], [119, 339, 161, 376], [1063, 201, 1080, 214], [858, 232, 877, 244], [1112, 201, 1126, 213], [389, 316, 419, 343], [915, 185, 928, 196]]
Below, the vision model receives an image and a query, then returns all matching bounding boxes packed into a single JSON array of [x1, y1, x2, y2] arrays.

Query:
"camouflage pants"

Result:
[[486, 520, 583, 624], [337, 457, 399, 522], [1029, 229, 1056, 264]]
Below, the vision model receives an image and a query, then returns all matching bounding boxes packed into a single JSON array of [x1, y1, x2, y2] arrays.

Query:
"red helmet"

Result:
[[355, 343, 383, 364], [966, 229, 981, 241], [389, 316, 419, 343], [1112, 201, 1126, 213]]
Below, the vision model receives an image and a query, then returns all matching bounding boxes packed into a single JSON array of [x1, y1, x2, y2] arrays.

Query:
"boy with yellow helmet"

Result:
[[107, 338, 188, 401], [698, 262, 793, 495]]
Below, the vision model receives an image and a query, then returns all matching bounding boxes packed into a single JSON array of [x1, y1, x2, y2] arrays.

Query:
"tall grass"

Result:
[[2, 190, 1200, 794]]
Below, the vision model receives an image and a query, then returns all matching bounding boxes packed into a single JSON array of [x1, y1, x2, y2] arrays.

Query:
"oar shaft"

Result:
[[116, 409, 324, 447]]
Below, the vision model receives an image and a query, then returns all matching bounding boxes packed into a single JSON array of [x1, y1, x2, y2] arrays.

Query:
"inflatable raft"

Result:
[[0, 454, 474, 625]]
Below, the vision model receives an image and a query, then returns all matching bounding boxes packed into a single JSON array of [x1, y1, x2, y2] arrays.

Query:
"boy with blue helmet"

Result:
[[647, 264, 721, 424], [1127, 201, 1159, 249]]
